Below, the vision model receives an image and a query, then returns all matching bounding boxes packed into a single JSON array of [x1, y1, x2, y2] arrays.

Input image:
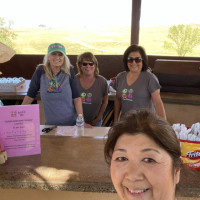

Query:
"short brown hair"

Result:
[[76, 52, 99, 76], [104, 109, 181, 170]]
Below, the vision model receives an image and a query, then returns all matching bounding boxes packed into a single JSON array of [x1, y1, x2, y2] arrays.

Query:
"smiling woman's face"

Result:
[[48, 51, 64, 68], [110, 133, 180, 200], [80, 59, 95, 76], [127, 51, 143, 73]]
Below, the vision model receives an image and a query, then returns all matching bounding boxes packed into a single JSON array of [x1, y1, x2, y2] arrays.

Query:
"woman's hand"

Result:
[[84, 123, 93, 128]]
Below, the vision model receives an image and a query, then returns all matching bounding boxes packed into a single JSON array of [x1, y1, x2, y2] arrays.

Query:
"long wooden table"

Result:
[[0, 127, 113, 192]]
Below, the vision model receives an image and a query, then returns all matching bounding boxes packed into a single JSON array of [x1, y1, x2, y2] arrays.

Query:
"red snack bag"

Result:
[[180, 140, 200, 171]]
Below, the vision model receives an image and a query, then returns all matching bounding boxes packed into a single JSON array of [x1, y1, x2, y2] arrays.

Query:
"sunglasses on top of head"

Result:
[[127, 57, 142, 64], [82, 62, 94, 66]]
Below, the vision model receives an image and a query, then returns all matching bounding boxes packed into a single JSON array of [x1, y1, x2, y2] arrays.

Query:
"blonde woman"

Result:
[[22, 43, 83, 125]]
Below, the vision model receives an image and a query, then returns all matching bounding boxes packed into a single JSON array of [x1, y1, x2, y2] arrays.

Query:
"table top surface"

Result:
[[40, 125, 110, 138], [0, 126, 113, 192], [0, 125, 200, 197]]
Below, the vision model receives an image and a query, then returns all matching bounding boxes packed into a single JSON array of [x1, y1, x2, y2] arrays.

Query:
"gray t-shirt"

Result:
[[77, 75, 108, 124], [27, 66, 79, 126], [113, 71, 161, 115], [40, 72, 77, 125]]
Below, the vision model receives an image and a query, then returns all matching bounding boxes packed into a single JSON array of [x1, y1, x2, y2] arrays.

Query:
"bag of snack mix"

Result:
[[172, 122, 200, 171]]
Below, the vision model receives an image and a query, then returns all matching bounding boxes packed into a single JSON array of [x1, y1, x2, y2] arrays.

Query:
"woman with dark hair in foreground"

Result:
[[105, 109, 181, 200]]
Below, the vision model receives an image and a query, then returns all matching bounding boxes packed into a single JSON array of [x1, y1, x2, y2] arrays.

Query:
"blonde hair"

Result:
[[41, 54, 71, 80]]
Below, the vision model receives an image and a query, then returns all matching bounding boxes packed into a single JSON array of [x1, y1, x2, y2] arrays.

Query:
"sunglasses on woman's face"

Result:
[[127, 57, 142, 64], [82, 62, 94, 66]]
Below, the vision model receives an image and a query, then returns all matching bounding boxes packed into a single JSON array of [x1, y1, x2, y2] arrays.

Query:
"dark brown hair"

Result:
[[104, 109, 181, 170], [123, 44, 148, 71]]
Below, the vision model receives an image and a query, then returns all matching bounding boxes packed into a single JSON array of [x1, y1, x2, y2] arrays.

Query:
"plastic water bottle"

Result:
[[0, 100, 4, 106], [76, 114, 84, 127]]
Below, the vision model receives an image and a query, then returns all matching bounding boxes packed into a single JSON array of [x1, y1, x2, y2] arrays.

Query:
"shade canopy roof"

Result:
[[0, 42, 15, 64]]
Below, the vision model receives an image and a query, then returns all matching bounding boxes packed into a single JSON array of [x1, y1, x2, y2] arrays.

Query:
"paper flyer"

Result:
[[0, 104, 41, 157]]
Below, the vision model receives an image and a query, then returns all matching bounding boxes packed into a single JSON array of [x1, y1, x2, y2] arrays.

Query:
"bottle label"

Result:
[[76, 116, 84, 127]]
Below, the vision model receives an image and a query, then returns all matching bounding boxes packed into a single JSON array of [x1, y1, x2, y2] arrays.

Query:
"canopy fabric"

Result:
[[0, 42, 15, 63]]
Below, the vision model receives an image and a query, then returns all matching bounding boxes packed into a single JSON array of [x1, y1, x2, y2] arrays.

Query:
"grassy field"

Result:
[[11, 26, 200, 56]]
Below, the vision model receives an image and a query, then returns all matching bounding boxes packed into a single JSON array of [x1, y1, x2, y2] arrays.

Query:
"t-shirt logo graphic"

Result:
[[122, 88, 133, 101], [48, 80, 61, 92], [81, 92, 92, 104]]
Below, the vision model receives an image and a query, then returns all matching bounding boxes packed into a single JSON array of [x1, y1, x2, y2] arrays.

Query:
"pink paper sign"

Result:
[[0, 104, 41, 157]]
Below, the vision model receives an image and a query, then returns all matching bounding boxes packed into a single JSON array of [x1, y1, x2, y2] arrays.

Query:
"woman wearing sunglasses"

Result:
[[113, 44, 166, 122], [76, 52, 108, 127]]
